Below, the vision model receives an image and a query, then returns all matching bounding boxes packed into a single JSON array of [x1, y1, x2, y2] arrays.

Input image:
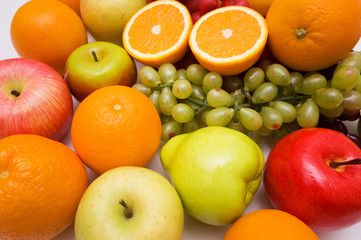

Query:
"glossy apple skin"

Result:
[[80, 0, 147, 46], [0, 58, 73, 141], [64, 41, 137, 101], [264, 128, 361, 232], [74, 166, 184, 240]]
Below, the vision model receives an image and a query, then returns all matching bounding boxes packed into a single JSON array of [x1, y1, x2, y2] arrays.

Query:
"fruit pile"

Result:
[[1, 0, 361, 240], [133, 51, 361, 145]]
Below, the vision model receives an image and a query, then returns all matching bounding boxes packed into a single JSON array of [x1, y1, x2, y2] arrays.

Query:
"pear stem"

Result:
[[119, 199, 133, 219], [329, 158, 361, 169], [91, 50, 99, 62]]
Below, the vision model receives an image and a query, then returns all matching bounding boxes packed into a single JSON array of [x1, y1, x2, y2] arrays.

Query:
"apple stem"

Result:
[[329, 158, 361, 169], [119, 199, 133, 219], [91, 51, 99, 62]]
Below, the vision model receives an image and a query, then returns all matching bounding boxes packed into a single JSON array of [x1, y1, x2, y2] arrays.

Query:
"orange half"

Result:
[[123, 0, 192, 67], [189, 6, 268, 76]]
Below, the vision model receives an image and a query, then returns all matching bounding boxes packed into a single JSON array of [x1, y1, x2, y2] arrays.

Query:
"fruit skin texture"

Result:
[[264, 128, 361, 232], [160, 126, 265, 226], [10, 0, 88, 74], [58, 0, 81, 15], [247, 0, 273, 16], [64, 41, 137, 101], [75, 166, 184, 240], [223, 209, 319, 240], [0, 58, 73, 141], [81, 0, 147, 46], [71, 86, 162, 175], [0, 134, 88, 240], [266, 0, 361, 71]]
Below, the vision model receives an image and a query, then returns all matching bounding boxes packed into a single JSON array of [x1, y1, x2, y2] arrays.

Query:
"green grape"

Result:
[[260, 106, 283, 130], [200, 107, 212, 125], [296, 98, 319, 128], [259, 124, 272, 136], [290, 71, 304, 86], [222, 76, 243, 93], [172, 79, 192, 99], [132, 83, 152, 96], [226, 120, 244, 132], [158, 63, 177, 84], [331, 65, 359, 92], [139, 66, 161, 87], [342, 90, 361, 111], [182, 119, 200, 133], [206, 88, 234, 108], [238, 108, 263, 131], [230, 89, 245, 107], [354, 74, 361, 93], [202, 72, 223, 94], [186, 63, 208, 85], [181, 99, 200, 112], [335, 51, 361, 71], [294, 73, 327, 95], [243, 67, 265, 92], [271, 127, 289, 144], [312, 87, 343, 109], [171, 103, 195, 123], [160, 114, 173, 124], [266, 63, 291, 86], [161, 120, 182, 141], [304, 71, 320, 78], [177, 69, 187, 80], [148, 90, 161, 113], [159, 87, 177, 116], [245, 130, 261, 144], [190, 84, 206, 100], [205, 107, 234, 127], [251, 82, 278, 104], [319, 105, 344, 119], [269, 101, 297, 123]]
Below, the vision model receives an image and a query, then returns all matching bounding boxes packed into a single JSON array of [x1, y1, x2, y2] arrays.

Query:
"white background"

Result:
[[1, 1, 361, 239]]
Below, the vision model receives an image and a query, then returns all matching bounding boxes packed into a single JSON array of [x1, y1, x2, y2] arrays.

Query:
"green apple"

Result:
[[64, 41, 137, 101], [80, 0, 147, 46], [74, 166, 184, 240], [160, 126, 265, 226]]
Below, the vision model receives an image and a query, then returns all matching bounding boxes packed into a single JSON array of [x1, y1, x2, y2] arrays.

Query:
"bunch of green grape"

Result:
[[132, 51, 361, 142]]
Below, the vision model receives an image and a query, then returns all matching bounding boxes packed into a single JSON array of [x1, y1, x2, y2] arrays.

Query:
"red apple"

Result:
[[0, 58, 73, 141], [263, 127, 361, 232]]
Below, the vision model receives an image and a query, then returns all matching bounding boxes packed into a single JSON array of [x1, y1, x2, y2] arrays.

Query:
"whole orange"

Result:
[[0, 134, 88, 240], [10, 0, 88, 74], [58, 0, 81, 15], [223, 209, 319, 240], [266, 0, 361, 71], [71, 86, 162, 175]]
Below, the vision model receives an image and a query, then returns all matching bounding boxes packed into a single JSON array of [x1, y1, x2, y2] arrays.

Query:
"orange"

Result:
[[223, 209, 319, 240], [0, 134, 88, 240], [58, 0, 81, 16], [247, 0, 273, 16], [10, 0, 88, 74], [266, 0, 361, 71], [123, 0, 193, 67], [71, 85, 162, 175], [189, 6, 268, 76]]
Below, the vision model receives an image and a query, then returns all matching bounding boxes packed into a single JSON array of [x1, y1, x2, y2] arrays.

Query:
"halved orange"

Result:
[[189, 6, 268, 76], [123, 0, 192, 67]]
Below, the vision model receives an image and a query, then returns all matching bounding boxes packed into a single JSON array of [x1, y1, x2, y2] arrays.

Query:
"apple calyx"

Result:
[[11, 90, 21, 97], [329, 158, 361, 169], [91, 51, 99, 62], [119, 199, 133, 219]]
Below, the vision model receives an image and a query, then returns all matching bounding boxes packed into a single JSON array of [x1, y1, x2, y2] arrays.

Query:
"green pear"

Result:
[[160, 126, 265, 226]]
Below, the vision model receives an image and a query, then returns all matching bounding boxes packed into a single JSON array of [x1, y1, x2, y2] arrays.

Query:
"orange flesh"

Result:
[[195, 10, 262, 58], [128, 5, 185, 54]]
